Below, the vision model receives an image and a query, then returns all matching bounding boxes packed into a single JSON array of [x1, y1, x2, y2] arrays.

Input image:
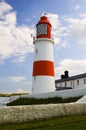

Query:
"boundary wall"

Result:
[[24, 87, 86, 99], [0, 103, 86, 124]]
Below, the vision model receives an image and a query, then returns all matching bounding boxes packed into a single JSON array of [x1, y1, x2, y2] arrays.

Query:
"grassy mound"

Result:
[[7, 96, 82, 106]]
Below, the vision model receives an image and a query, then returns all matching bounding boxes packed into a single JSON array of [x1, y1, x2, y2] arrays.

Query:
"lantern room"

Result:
[[36, 15, 52, 39]]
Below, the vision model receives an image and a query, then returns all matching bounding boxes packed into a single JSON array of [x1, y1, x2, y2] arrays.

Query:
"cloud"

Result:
[[47, 13, 86, 49], [55, 59, 86, 78], [47, 13, 69, 49], [0, 1, 12, 17], [0, 1, 34, 64], [67, 17, 86, 46], [63, 15, 86, 47], [8, 76, 26, 82], [17, 88, 29, 93], [79, 13, 86, 18], [75, 5, 80, 10], [0, 2, 71, 64]]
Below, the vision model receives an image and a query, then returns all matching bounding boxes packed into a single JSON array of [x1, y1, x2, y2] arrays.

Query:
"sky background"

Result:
[[0, 0, 86, 93]]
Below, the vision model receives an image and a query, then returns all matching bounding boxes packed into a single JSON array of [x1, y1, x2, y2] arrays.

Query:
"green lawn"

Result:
[[0, 114, 86, 130]]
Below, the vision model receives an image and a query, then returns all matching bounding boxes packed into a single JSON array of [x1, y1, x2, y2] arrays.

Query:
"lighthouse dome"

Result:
[[36, 15, 51, 26]]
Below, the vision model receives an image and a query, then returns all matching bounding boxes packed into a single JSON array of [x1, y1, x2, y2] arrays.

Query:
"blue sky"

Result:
[[0, 0, 86, 93]]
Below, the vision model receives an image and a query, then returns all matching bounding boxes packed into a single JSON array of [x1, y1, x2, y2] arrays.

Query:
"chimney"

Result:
[[61, 70, 69, 79], [64, 70, 69, 78], [61, 74, 65, 79]]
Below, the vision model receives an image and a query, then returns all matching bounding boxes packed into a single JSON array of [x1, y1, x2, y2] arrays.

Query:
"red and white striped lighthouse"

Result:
[[32, 15, 55, 94]]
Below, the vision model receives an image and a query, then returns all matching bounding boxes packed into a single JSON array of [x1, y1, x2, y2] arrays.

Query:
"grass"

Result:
[[0, 114, 86, 130], [0, 93, 29, 97], [7, 96, 82, 106], [0, 93, 9, 97]]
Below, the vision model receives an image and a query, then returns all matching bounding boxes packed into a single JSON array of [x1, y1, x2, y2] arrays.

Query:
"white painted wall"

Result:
[[33, 38, 54, 61], [24, 86, 86, 99], [32, 76, 55, 94], [74, 78, 86, 88], [56, 78, 86, 89]]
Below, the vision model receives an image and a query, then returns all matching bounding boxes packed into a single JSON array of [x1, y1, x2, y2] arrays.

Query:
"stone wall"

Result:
[[0, 103, 86, 124], [23, 87, 86, 99]]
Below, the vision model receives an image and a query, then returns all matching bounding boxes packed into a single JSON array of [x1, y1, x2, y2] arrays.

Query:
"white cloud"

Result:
[[17, 88, 29, 93], [67, 17, 86, 46], [55, 59, 86, 78], [0, 2, 71, 64], [75, 5, 80, 10], [0, 1, 34, 64], [79, 13, 86, 18], [47, 13, 69, 49], [9, 76, 26, 82], [0, 1, 12, 17]]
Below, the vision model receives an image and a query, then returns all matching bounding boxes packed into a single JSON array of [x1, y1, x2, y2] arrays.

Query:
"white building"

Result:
[[55, 71, 86, 91]]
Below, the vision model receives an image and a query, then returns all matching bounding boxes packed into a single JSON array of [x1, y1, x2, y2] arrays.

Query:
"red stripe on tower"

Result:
[[33, 61, 54, 76]]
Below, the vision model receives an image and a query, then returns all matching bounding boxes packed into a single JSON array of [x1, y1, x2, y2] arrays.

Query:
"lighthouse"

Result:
[[32, 15, 55, 94]]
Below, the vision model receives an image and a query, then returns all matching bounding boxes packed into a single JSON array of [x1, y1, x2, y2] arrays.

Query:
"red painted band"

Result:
[[33, 60, 54, 76]]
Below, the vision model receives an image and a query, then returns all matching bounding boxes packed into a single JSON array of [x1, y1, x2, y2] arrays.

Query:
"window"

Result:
[[65, 82, 67, 87], [84, 79, 86, 84], [37, 24, 47, 35], [35, 49, 38, 54], [70, 81, 72, 86], [77, 80, 79, 85]]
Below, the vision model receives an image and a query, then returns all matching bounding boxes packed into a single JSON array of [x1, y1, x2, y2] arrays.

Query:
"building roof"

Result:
[[55, 73, 86, 83]]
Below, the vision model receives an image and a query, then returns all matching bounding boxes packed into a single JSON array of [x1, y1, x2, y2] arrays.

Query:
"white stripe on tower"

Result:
[[32, 15, 55, 94]]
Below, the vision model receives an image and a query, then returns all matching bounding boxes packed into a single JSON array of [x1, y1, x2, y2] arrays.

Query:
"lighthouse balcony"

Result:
[[33, 36, 54, 42]]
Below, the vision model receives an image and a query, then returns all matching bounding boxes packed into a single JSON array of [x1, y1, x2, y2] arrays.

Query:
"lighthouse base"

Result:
[[32, 76, 55, 94]]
